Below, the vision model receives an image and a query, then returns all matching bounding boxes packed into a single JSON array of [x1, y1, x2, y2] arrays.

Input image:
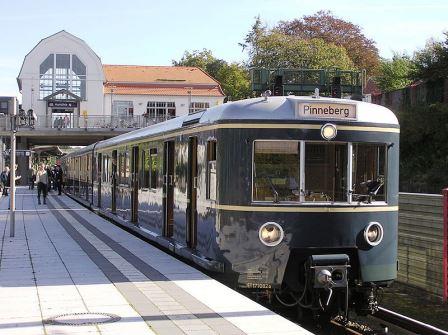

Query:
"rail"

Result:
[[0, 114, 172, 131], [375, 307, 448, 335]]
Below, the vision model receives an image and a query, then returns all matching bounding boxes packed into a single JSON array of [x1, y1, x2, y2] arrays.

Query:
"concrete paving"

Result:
[[0, 188, 312, 335]]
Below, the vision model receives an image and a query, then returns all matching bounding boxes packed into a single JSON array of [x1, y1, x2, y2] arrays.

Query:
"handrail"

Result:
[[0, 114, 173, 131]]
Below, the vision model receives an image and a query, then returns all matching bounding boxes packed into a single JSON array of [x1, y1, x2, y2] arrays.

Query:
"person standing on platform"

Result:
[[54, 165, 63, 195], [46, 165, 53, 193], [29, 166, 36, 190], [1, 166, 9, 196], [36, 163, 48, 205]]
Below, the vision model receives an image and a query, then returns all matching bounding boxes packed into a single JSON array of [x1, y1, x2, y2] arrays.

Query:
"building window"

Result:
[[112, 101, 134, 117], [72, 55, 86, 98], [189, 102, 209, 114], [39, 53, 86, 100], [0, 101, 8, 114], [146, 101, 175, 120]]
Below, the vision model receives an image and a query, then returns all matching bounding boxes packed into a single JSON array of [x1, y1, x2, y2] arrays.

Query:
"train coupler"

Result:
[[307, 254, 350, 316]]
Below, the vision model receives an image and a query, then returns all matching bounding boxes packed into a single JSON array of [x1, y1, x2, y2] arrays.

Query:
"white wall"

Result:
[[18, 31, 104, 117], [103, 93, 224, 116]]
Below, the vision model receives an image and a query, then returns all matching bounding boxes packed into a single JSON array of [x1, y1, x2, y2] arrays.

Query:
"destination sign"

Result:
[[296, 102, 357, 119]]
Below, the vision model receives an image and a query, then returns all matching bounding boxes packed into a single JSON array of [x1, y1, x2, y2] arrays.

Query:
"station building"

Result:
[[17, 30, 225, 127], [8, 30, 225, 185]]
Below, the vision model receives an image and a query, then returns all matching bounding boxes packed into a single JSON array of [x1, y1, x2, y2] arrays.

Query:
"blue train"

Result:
[[62, 95, 399, 316]]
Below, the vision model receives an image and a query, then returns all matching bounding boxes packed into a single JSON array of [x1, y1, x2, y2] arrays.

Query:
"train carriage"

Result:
[[62, 95, 399, 316]]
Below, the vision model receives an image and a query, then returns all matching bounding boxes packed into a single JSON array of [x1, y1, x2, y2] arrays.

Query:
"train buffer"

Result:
[[0, 188, 312, 335]]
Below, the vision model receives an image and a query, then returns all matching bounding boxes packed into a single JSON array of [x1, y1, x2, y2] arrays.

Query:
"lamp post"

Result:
[[10, 101, 17, 237]]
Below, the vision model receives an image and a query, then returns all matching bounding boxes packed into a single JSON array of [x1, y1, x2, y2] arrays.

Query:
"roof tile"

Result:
[[103, 65, 218, 85]]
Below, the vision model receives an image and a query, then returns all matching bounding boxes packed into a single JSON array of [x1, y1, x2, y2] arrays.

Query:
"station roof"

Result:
[[103, 65, 225, 97], [103, 65, 219, 85]]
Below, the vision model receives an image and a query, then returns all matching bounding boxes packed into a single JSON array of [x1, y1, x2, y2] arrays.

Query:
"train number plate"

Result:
[[245, 282, 272, 289], [296, 102, 357, 120]]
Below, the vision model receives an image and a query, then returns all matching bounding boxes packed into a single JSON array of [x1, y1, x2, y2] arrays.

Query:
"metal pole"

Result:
[[10, 100, 16, 237], [443, 187, 448, 303]]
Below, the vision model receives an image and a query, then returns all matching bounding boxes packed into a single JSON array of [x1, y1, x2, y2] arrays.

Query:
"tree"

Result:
[[241, 19, 355, 70], [412, 33, 448, 81], [399, 103, 448, 193], [173, 49, 251, 101], [375, 53, 414, 92], [277, 11, 380, 74]]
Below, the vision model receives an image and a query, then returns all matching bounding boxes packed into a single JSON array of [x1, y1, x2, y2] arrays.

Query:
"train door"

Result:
[[112, 150, 117, 214], [163, 141, 175, 237], [97, 153, 102, 207], [131, 146, 139, 223], [186, 137, 198, 249]]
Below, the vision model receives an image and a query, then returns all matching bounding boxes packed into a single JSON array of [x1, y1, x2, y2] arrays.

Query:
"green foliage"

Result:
[[276, 11, 380, 74], [241, 18, 355, 70], [173, 49, 251, 101], [376, 53, 414, 92], [399, 103, 448, 193], [412, 33, 448, 81]]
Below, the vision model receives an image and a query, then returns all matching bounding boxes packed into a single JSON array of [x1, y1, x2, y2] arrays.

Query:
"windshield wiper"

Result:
[[265, 177, 279, 203]]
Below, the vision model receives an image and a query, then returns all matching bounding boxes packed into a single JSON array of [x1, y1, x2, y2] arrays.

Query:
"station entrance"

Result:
[[44, 89, 81, 128]]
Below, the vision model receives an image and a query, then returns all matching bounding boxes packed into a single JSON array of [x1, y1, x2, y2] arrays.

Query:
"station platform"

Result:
[[0, 188, 312, 335]]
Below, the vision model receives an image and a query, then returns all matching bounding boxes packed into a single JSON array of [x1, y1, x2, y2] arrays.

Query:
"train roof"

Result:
[[87, 96, 398, 152]]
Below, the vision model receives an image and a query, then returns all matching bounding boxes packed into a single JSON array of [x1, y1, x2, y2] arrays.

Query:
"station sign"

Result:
[[47, 101, 78, 108], [296, 102, 357, 120], [3, 149, 33, 157]]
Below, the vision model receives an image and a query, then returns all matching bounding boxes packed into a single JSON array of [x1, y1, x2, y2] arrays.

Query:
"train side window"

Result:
[[304, 143, 347, 202], [124, 150, 129, 185], [140, 149, 150, 189], [150, 148, 158, 189], [102, 154, 108, 183], [118, 152, 122, 184], [253, 140, 300, 202], [352, 144, 387, 202], [118, 149, 129, 185], [207, 140, 217, 200]]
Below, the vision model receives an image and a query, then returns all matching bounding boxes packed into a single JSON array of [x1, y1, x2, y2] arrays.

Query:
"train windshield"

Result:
[[305, 143, 347, 202], [253, 140, 387, 204], [352, 144, 387, 202], [253, 141, 300, 202]]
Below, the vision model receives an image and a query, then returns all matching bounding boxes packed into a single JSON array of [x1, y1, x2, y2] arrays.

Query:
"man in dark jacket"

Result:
[[54, 165, 63, 195], [1, 166, 9, 196]]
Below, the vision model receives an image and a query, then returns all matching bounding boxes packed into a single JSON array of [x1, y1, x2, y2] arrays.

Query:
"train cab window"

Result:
[[149, 148, 158, 189], [305, 143, 347, 202], [253, 141, 300, 202], [207, 140, 217, 200], [352, 144, 387, 202]]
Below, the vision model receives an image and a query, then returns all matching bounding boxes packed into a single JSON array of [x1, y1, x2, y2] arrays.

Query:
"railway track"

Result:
[[329, 306, 448, 335], [373, 307, 448, 335]]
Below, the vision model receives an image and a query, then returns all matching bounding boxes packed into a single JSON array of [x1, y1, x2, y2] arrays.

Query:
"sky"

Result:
[[0, 0, 447, 97]]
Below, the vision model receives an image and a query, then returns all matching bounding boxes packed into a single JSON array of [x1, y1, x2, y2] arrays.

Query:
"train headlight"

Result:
[[321, 123, 337, 140], [259, 222, 284, 246], [364, 222, 384, 246]]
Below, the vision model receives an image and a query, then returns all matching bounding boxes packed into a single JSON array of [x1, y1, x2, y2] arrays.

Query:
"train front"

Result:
[[215, 96, 399, 316]]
